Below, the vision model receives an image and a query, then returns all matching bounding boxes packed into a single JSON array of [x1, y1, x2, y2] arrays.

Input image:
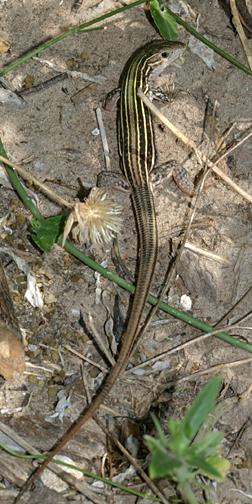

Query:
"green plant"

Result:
[[149, 0, 252, 76], [0, 1, 251, 77], [1, 139, 252, 355], [145, 377, 230, 504]]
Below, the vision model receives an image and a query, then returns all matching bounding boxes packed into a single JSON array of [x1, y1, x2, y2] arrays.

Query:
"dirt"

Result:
[[0, 0, 252, 503]]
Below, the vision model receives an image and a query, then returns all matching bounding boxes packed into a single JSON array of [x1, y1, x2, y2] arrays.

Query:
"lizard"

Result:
[[15, 39, 185, 501]]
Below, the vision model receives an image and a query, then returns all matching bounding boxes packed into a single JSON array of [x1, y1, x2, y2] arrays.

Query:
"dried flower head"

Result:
[[63, 187, 122, 246]]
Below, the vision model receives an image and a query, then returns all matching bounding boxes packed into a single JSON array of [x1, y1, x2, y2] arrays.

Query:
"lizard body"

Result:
[[16, 39, 185, 499]]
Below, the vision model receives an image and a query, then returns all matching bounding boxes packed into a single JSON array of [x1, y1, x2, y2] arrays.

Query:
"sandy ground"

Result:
[[0, 0, 252, 502]]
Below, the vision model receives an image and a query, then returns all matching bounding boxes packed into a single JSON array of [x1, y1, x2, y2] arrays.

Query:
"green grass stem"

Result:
[[0, 0, 144, 77], [1, 138, 252, 356], [0, 0, 251, 77], [0, 443, 160, 502]]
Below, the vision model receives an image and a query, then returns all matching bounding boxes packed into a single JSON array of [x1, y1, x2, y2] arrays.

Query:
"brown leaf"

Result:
[[22, 74, 35, 90], [0, 37, 10, 54], [0, 324, 25, 382], [0, 261, 25, 381]]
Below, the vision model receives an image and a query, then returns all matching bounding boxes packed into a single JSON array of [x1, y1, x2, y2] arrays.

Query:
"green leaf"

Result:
[[205, 456, 230, 481], [148, 454, 176, 479], [150, 0, 178, 40], [167, 418, 190, 452], [150, 414, 169, 447], [0, 137, 42, 220], [31, 215, 66, 253], [187, 454, 222, 480], [193, 431, 224, 457], [189, 452, 230, 481], [146, 438, 181, 479], [181, 377, 222, 441]]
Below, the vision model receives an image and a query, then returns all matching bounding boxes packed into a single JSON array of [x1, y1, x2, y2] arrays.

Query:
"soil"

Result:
[[0, 1, 252, 503]]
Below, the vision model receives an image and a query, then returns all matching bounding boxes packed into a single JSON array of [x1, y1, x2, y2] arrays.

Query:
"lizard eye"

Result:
[[161, 51, 169, 58]]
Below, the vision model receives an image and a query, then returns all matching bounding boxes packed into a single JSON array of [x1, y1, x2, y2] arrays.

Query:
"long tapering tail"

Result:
[[15, 185, 157, 501]]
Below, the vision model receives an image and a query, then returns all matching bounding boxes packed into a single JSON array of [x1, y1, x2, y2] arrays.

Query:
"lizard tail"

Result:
[[15, 185, 157, 501]]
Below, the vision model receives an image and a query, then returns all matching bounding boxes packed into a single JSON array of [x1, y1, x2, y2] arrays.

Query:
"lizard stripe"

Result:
[[16, 40, 185, 501]]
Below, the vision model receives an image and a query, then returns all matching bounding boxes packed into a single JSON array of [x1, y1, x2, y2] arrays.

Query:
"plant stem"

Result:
[[0, 140, 41, 219], [62, 238, 252, 354], [0, 0, 144, 77], [178, 482, 199, 504], [0, 443, 160, 502], [163, 4, 252, 76], [1, 138, 252, 355], [1, 0, 251, 78]]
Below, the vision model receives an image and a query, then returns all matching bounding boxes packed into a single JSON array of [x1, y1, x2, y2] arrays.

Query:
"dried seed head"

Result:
[[63, 187, 122, 246]]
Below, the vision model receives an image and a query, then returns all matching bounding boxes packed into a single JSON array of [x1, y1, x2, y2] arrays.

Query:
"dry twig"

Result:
[[166, 356, 252, 386], [184, 241, 230, 264], [64, 344, 108, 373], [127, 312, 252, 374], [230, 0, 252, 69], [138, 89, 252, 203], [0, 154, 72, 208], [95, 106, 111, 171]]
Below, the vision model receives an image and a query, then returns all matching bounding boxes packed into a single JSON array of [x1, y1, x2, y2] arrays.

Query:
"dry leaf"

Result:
[[0, 262, 25, 382], [0, 37, 10, 54], [22, 74, 35, 90], [0, 324, 25, 381]]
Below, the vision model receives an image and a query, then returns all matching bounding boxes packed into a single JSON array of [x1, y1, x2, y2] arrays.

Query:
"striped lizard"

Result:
[[16, 39, 185, 500]]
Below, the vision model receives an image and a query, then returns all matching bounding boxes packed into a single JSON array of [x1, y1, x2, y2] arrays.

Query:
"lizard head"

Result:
[[146, 40, 186, 75]]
